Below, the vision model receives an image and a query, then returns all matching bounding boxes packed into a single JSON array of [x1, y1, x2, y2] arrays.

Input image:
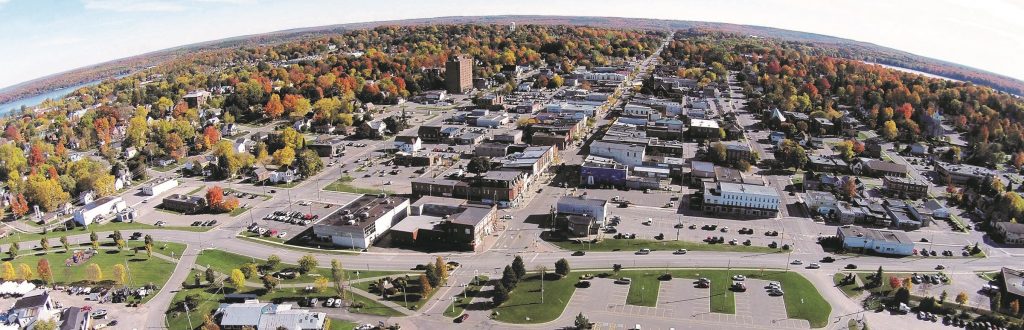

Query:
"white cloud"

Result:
[[82, 0, 185, 12]]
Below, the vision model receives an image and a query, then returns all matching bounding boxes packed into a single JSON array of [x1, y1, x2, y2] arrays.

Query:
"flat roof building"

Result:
[[837, 225, 914, 256], [312, 195, 409, 249]]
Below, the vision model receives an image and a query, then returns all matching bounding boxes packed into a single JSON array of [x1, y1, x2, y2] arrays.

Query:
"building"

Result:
[[500, 146, 556, 175], [418, 125, 444, 142], [393, 135, 423, 153], [445, 54, 473, 94], [10, 290, 59, 326], [556, 196, 608, 226], [688, 119, 721, 139], [312, 195, 410, 249], [142, 178, 178, 196], [884, 200, 929, 230], [475, 142, 511, 157], [390, 197, 497, 251], [308, 137, 346, 157], [59, 306, 92, 330], [934, 162, 997, 184], [494, 131, 523, 144], [73, 196, 127, 225], [589, 141, 645, 167], [580, 155, 628, 188], [185, 156, 214, 176], [161, 194, 207, 214], [216, 300, 327, 330], [993, 222, 1024, 246], [1001, 267, 1024, 301], [882, 176, 928, 200], [836, 225, 914, 256], [184, 90, 211, 108], [702, 182, 781, 218], [723, 142, 754, 164], [411, 170, 528, 208], [853, 159, 908, 178], [807, 156, 849, 173], [805, 190, 839, 215]]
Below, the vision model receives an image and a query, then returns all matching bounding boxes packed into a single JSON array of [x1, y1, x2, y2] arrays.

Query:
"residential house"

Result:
[[360, 120, 387, 139], [394, 135, 423, 153]]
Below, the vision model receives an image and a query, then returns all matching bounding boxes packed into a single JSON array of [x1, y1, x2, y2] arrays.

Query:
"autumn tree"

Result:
[[435, 256, 449, 283], [207, 186, 224, 210], [10, 194, 28, 218], [202, 126, 221, 150], [87, 264, 103, 282], [297, 254, 318, 274], [39, 238, 49, 253], [888, 276, 903, 290], [261, 274, 279, 293], [419, 274, 433, 296], [314, 277, 329, 293], [37, 259, 52, 284], [230, 269, 246, 291], [112, 264, 127, 285], [0, 262, 14, 281], [955, 291, 968, 306], [17, 264, 32, 280], [272, 146, 296, 166], [881, 120, 899, 140], [265, 94, 284, 119]]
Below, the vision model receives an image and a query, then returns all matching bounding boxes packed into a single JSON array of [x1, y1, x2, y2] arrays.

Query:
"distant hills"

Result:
[[3, 15, 1022, 105]]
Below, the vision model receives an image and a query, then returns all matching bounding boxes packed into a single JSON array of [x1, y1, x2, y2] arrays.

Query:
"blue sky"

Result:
[[0, 0, 1022, 89]]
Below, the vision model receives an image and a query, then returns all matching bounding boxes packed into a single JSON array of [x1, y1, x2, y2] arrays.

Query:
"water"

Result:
[[0, 79, 104, 114]]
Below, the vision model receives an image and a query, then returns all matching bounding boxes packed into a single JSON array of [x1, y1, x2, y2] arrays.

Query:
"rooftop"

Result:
[[557, 196, 608, 208], [317, 194, 409, 230], [718, 182, 778, 197], [690, 119, 719, 129], [1002, 267, 1024, 298], [838, 226, 912, 244]]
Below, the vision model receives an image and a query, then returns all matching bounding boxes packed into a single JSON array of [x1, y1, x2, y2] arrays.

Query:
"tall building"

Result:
[[446, 54, 473, 94]]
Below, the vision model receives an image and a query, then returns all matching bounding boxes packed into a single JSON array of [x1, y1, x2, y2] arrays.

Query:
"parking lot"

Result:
[[245, 200, 340, 241]]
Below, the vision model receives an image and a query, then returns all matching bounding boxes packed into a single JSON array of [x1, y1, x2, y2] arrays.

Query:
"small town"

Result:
[[0, 4, 1022, 330]]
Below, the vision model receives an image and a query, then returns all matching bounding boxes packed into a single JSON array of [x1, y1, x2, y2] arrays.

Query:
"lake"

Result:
[[0, 79, 104, 114]]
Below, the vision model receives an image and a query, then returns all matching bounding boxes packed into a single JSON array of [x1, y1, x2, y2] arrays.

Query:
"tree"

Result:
[[330, 259, 345, 297], [7, 241, 18, 259], [87, 264, 103, 282], [207, 186, 225, 209], [295, 149, 323, 177], [492, 281, 509, 306], [115, 239, 126, 251], [512, 255, 527, 279], [230, 269, 246, 291], [145, 243, 153, 258], [435, 256, 449, 282], [241, 263, 258, 279], [0, 262, 13, 280], [205, 267, 217, 285], [555, 258, 570, 277], [940, 290, 948, 304], [272, 146, 296, 166], [467, 156, 492, 174], [24, 174, 70, 211], [501, 265, 518, 290], [889, 276, 903, 290], [955, 291, 968, 306], [574, 312, 592, 329], [201, 315, 221, 330], [39, 238, 49, 253], [37, 259, 52, 284], [894, 287, 911, 305], [419, 274, 433, 296], [775, 139, 809, 169], [112, 264, 127, 285], [60, 236, 69, 252], [261, 274, 279, 293], [10, 194, 28, 218], [202, 126, 222, 150], [842, 178, 858, 199], [31, 319, 57, 330], [297, 254, 318, 274], [267, 254, 281, 271], [707, 142, 728, 164], [881, 120, 898, 140], [314, 277, 329, 293], [17, 263, 32, 280], [265, 94, 284, 119], [873, 266, 884, 287], [425, 263, 440, 288]]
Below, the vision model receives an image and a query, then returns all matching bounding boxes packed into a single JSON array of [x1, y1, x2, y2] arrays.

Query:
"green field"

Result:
[[493, 272, 579, 324], [166, 272, 224, 330], [352, 274, 439, 311], [238, 232, 358, 255], [11, 246, 176, 286], [0, 221, 209, 244], [615, 269, 735, 312], [553, 238, 782, 254], [324, 176, 394, 195], [195, 250, 408, 284], [328, 319, 360, 330]]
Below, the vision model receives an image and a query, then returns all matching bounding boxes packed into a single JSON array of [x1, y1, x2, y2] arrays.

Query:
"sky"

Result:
[[0, 0, 1022, 90]]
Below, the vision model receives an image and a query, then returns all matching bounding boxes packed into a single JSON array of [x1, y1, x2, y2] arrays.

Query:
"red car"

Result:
[[455, 314, 469, 323]]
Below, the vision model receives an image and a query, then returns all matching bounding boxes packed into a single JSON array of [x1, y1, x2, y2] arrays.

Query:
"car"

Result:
[[731, 282, 747, 292], [278, 232, 287, 238], [790, 260, 802, 265], [845, 264, 858, 269], [455, 313, 469, 323], [769, 289, 785, 296], [614, 278, 632, 284], [688, 224, 697, 229], [674, 223, 685, 229], [325, 298, 335, 306], [720, 227, 729, 232], [207, 220, 217, 226], [935, 265, 945, 270], [636, 248, 651, 255], [807, 263, 820, 269], [92, 309, 108, 319], [732, 275, 746, 281], [191, 221, 202, 226], [576, 280, 592, 288], [673, 249, 688, 255], [572, 251, 586, 256], [820, 256, 835, 263]]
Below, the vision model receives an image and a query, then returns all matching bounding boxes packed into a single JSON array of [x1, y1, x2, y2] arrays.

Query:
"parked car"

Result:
[[614, 278, 632, 284], [572, 251, 586, 256], [636, 248, 651, 255], [807, 263, 820, 269], [673, 249, 688, 255], [732, 275, 746, 281], [455, 313, 469, 323]]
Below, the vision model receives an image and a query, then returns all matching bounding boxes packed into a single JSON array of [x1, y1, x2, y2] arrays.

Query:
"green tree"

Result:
[[261, 274, 280, 293], [297, 254, 318, 274], [60, 236, 69, 252], [230, 269, 246, 291], [555, 258, 570, 277], [266, 254, 281, 271], [575, 312, 592, 329], [39, 238, 49, 253], [492, 281, 509, 306], [7, 241, 18, 259], [31, 319, 57, 330], [467, 156, 492, 173], [90, 231, 99, 249], [425, 263, 440, 288], [295, 149, 323, 177], [501, 265, 518, 290], [512, 255, 527, 279], [205, 267, 217, 285], [241, 263, 258, 279]]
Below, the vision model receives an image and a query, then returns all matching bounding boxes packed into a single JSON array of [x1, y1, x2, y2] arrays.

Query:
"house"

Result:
[[770, 131, 787, 144], [689, 161, 716, 185], [216, 300, 327, 330], [908, 143, 928, 156], [993, 222, 1024, 246], [142, 178, 178, 196], [418, 126, 443, 142], [837, 225, 914, 256], [10, 290, 59, 326], [881, 176, 928, 200], [233, 137, 251, 154], [589, 141, 645, 167], [1000, 267, 1024, 301], [393, 135, 423, 153], [270, 169, 297, 184], [807, 156, 849, 173], [184, 156, 213, 176], [687, 119, 721, 140], [702, 182, 780, 218], [455, 132, 486, 146], [122, 146, 138, 160], [390, 197, 497, 251], [360, 120, 387, 139], [161, 194, 207, 214], [312, 195, 410, 249], [853, 159, 908, 178], [805, 190, 839, 215], [58, 306, 92, 330], [250, 168, 272, 183], [221, 123, 237, 137], [78, 191, 94, 206], [73, 196, 127, 225]]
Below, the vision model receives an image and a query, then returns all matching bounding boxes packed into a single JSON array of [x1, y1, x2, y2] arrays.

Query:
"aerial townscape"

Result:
[[0, 8, 1023, 330]]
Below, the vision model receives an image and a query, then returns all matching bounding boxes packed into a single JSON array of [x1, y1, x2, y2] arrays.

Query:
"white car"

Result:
[[807, 263, 820, 269], [732, 275, 746, 281], [790, 260, 803, 265], [673, 249, 688, 255], [277, 232, 287, 238]]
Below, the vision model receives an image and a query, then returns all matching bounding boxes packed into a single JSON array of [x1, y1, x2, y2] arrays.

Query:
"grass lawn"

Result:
[[328, 319, 360, 330], [614, 269, 735, 312], [552, 239, 782, 254], [347, 291, 406, 317], [166, 272, 224, 330], [832, 273, 863, 298], [195, 250, 408, 284], [236, 232, 357, 255], [152, 161, 184, 172], [0, 221, 209, 244], [352, 274, 439, 311], [324, 176, 394, 195], [444, 275, 489, 317], [11, 246, 176, 286], [229, 206, 251, 217], [185, 185, 206, 196], [493, 272, 578, 324]]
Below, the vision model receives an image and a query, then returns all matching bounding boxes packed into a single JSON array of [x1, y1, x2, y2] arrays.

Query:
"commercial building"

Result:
[[312, 195, 410, 249], [161, 194, 207, 214], [702, 182, 780, 218], [723, 142, 754, 163], [216, 300, 327, 330], [308, 137, 346, 157], [445, 54, 473, 94], [882, 176, 928, 200], [934, 162, 997, 184], [1000, 267, 1024, 301], [73, 196, 127, 225], [141, 178, 178, 196], [805, 190, 839, 215], [411, 170, 528, 208], [580, 155, 628, 188], [556, 196, 608, 226], [589, 141, 645, 167], [993, 222, 1024, 246], [836, 225, 914, 256], [389, 197, 498, 251], [688, 119, 721, 139], [853, 159, 908, 178], [500, 146, 556, 175]]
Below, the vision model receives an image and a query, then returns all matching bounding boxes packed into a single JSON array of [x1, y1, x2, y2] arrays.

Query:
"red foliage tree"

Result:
[[203, 126, 221, 147], [265, 94, 284, 119], [11, 194, 30, 217], [206, 186, 224, 209]]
